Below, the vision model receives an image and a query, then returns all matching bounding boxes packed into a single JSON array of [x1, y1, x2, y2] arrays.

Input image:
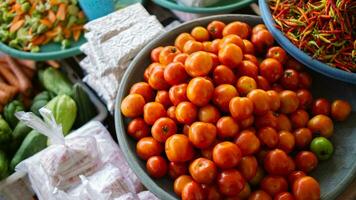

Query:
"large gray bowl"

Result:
[[115, 15, 356, 200]]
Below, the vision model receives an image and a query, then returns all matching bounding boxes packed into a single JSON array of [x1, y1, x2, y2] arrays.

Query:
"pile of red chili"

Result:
[[269, 0, 356, 72]]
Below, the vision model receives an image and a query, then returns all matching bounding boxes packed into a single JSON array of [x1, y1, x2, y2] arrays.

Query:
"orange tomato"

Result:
[[239, 156, 258, 181], [266, 90, 281, 111], [331, 99, 352, 121], [259, 58, 283, 83], [278, 131, 295, 153], [216, 116, 239, 139], [252, 24, 267, 34], [243, 39, 255, 54], [151, 46, 164, 62], [236, 60, 259, 79], [213, 141, 242, 169], [191, 26, 210, 42], [198, 105, 221, 123], [274, 192, 295, 200], [182, 181, 205, 200], [121, 94, 145, 118], [174, 175, 193, 196], [187, 77, 214, 106], [165, 134, 194, 162], [251, 29, 274, 54], [255, 111, 278, 129], [229, 97, 254, 120], [279, 90, 300, 114], [127, 118, 150, 140], [130, 82, 155, 102], [295, 151, 318, 173], [183, 40, 204, 54], [217, 169, 246, 196], [173, 53, 189, 64], [149, 66, 170, 90], [276, 113, 292, 131], [189, 158, 217, 184], [256, 75, 271, 91], [307, 114, 334, 138], [164, 62, 188, 85], [264, 149, 295, 176], [189, 122, 217, 149], [152, 117, 177, 142], [247, 89, 271, 115], [261, 175, 288, 196], [213, 84, 239, 112], [235, 130, 260, 156], [288, 171, 306, 185], [266, 46, 287, 64], [298, 71, 312, 89], [167, 106, 177, 121], [203, 185, 223, 200], [223, 21, 250, 39], [169, 83, 188, 106], [293, 128, 313, 149], [146, 156, 168, 178], [207, 20, 226, 39], [213, 65, 236, 85], [292, 176, 320, 200], [203, 41, 218, 53], [249, 190, 272, 200], [136, 137, 163, 160], [236, 76, 257, 96], [290, 110, 309, 128], [218, 43, 243, 68], [244, 54, 259, 66], [144, 62, 163, 82], [143, 102, 166, 125], [237, 183, 252, 199], [257, 126, 279, 149], [219, 34, 245, 52], [296, 89, 313, 110], [240, 115, 255, 129], [175, 33, 196, 51], [175, 101, 198, 125], [155, 90, 172, 108], [169, 162, 188, 179], [159, 46, 181, 65], [185, 51, 213, 77]]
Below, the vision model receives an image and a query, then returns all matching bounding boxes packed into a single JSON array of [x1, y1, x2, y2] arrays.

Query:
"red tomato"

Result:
[[187, 77, 214, 107], [155, 90, 172, 109], [257, 126, 279, 148], [143, 102, 166, 125], [213, 65, 236, 85], [249, 166, 265, 186], [279, 90, 300, 114], [271, 83, 284, 93], [189, 122, 217, 149], [295, 151, 318, 173], [298, 72, 312, 89], [169, 83, 188, 106], [152, 117, 177, 142], [237, 183, 252, 199], [121, 94, 145, 118], [173, 53, 189, 64], [144, 62, 163, 82], [216, 116, 239, 139], [159, 46, 181, 65], [252, 24, 267, 34], [292, 176, 320, 200], [236, 60, 259, 79], [257, 76, 271, 90], [237, 76, 257, 96], [185, 51, 213, 77], [285, 58, 303, 71], [276, 113, 292, 132], [266, 46, 287, 64], [127, 118, 150, 140], [331, 99, 352, 121], [130, 82, 155, 102], [203, 185, 223, 200], [175, 33, 195, 51], [278, 131, 295, 153], [146, 156, 168, 178], [207, 20, 226, 39], [164, 62, 188, 85], [243, 39, 255, 54], [288, 171, 306, 185], [307, 114, 334, 138], [219, 34, 245, 52], [165, 134, 194, 162], [218, 43, 243, 68], [249, 190, 272, 200], [264, 149, 295, 176], [311, 98, 331, 116], [217, 169, 246, 196], [151, 46, 164, 62], [149, 66, 170, 90], [169, 162, 188, 179], [238, 156, 258, 181], [189, 158, 217, 184], [198, 105, 221, 123], [213, 141, 242, 169], [175, 101, 198, 125], [182, 181, 205, 200], [240, 115, 255, 129], [235, 130, 261, 156], [251, 29, 274, 54], [229, 97, 254, 120], [136, 137, 163, 160], [255, 111, 278, 129], [293, 128, 313, 149], [280, 69, 300, 90], [244, 54, 259, 66], [223, 21, 250, 39], [296, 89, 313, 109], [274, 192, 295, 200], [174, 175, 193, 196], [266, 90, 281, 111], [261, 175, 288, 196], [259, 58, 283, 83], [247, 89, 271, 115], [290, 110, 309, 128], [213, 84, 239, 112]]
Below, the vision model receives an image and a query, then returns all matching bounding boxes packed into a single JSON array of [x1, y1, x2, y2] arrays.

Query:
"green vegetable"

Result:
[[45, 95, 77, 135], [30, 45, 40, 53], [10, 131, 47, 171], [0, 115, 12, 144], [40, 67, 72, 96], [72, 83, 96, 128], [30, 91, 55, 116], [4, 100, 25, 128], [61, 39, 70, 49], [9, 121, 32, 154], [0, 151, 9, 179], [310, 137, 334, 161]]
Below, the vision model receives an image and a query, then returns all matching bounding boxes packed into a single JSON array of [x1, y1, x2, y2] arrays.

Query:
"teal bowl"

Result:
[[152, 0, 255, 14], [115, 15, 356, 200]]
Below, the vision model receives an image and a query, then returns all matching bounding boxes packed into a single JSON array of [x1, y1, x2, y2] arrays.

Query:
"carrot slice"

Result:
[[63, 28, 71, 39], [10, 19, 25, 33], [56, 3, 66, 21], [40, 19, 52, 27], [73, 30, 81, 41], [48, 10, 56, 23], [0, 65, 20, 89], [32, 35, 46, 45]]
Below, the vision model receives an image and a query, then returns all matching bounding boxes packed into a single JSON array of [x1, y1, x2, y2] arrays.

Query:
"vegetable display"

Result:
[[0, 0, 86, 52], [120, 20, 353, 200], [269, 0, 356, 72], [40, 67, 73, 96], [4, 100, 25, 128]]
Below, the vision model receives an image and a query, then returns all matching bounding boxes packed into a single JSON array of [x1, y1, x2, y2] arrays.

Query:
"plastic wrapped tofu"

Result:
[[177, 0, 221, 7]]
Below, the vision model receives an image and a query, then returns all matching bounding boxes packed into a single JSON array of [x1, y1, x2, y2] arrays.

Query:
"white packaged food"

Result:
[[138, 191, 159, 200]]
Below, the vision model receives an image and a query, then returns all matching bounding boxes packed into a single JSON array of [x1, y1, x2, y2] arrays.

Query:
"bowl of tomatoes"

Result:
[[115, 14, 356, 200]]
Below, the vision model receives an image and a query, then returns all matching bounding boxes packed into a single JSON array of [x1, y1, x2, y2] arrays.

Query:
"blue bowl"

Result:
[[115, 14, 356, 200], [259, 0, 356, 85]]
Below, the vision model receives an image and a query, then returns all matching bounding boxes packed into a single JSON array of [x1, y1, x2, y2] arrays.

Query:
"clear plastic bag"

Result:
[[176, 0, 221, 7]]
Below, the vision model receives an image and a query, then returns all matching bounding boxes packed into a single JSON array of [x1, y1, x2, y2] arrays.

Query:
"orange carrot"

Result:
[[46, 60, 60, 68], [49, 0, 59, 5], [0, 82, 18, 98], [20, 67, 35, 79], [48, 10, 57, 23], [73, 30, 81, 41], [0, 90, 13, 106], [32, 35, 46, 45], [5, 56, 32, 95], [10, 19, 24, 33], [15, 59, 36, 70], [56, 3, 66, 21], [0, 64, 20, 89], [71, 25, 83, 31], [78, 11, 85, 20], [63, 28, 71, 39], [40, 19, 52, 28]]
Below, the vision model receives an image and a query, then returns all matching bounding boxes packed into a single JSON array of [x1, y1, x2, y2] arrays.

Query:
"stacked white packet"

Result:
[[79, 3, 165, 112], [15, 108, 143, 200]]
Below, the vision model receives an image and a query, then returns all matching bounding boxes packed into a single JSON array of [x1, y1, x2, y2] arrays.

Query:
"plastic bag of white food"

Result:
[[15, 108, 101, 198], [176, 0, 221, 7]]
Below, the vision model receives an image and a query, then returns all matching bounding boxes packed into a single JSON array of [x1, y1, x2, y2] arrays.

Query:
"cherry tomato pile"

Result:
[[120, 20, 353, 200]]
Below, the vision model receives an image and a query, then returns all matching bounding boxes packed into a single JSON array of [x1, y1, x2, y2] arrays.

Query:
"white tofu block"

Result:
[[101, 16, 164, 75]]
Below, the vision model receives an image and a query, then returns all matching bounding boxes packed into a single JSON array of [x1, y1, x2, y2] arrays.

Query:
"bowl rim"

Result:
[[259, 0, 356, 85], [115, 14, 263, 200], [152, 0, 255, 14]]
